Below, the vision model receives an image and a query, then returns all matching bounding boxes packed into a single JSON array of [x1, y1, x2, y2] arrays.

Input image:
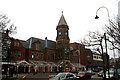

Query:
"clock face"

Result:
[[65, 32, 67, 35], [65, 48, 69, 54], [59, 32, 61, 35]]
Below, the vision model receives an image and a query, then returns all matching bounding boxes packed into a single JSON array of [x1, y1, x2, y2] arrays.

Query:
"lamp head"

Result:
[[95, 15, 99, 19]]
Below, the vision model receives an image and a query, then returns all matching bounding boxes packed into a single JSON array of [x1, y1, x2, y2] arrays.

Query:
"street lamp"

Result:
[[95, 6, 110, 80], [95, 6, 119, 80], [95, 6, 110, 21]]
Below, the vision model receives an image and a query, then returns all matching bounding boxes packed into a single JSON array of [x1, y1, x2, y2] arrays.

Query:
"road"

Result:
[[20, 73, 103, 80], [91, 74, 103, 80], [21, 73, 49, 80]]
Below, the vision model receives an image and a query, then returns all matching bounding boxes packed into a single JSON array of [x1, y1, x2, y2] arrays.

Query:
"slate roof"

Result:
[[47, 39, 56, 49], [26, 37, 56, 50], [27, 37, 45, 50], [58, 13, 67, 26], [20, 40, 29, 48]]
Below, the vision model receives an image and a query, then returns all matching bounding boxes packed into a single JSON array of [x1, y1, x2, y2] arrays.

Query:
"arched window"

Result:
[[14, 42, 16, 46], [36, 44, 40, 50], [59, 32, 61, 35], [31, 53, 34, 58], [17, 42, 19, 46], [18, 51, 21, 58]]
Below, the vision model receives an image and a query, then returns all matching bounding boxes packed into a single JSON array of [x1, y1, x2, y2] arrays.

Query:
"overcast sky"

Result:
[[0, 0, 119, 58]]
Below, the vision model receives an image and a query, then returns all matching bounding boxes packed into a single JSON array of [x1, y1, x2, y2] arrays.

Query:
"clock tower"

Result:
[[56, 12, 70, 61]]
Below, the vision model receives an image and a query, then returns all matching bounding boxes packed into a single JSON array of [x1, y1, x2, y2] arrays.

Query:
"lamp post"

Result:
[[99, 36, 106, 80], [95, 6, 110, 80], [95, 6, 119, 80]]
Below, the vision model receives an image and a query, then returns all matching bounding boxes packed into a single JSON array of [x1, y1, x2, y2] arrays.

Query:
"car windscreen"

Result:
[[106, 71, 114, 74], [55, 73, 66, 78], [78, 72, 86, 74], [99, 70, 103, 73]]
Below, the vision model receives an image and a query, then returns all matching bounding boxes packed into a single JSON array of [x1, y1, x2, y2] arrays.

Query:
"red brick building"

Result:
[[10, 39, 26, 61], [70, 42, 103, 71], [8, 12, 103, 73]]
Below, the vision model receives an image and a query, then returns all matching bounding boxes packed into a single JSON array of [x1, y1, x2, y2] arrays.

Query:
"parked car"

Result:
[[97, 70, 103, 77], [117, 69, 120, 78], [105, 70, 114, 79], [49, 72, 78, 80], [76, 71, 92, 79], [103, 69, 120, 79], [87, 70, 95, 75], [93, 69, 99, 72]]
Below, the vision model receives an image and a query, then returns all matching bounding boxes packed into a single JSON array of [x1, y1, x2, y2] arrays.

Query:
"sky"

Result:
[[0, 0, 119, 58]]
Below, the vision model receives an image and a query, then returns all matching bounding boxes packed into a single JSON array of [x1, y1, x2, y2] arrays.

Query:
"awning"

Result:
[[29, 61, 47, 67], [47, 62, 57, 67], [2, 62, 16, 65], [16, 60, 31, 66], [86, 65, 103, 67], [29, 61, 57, 67]]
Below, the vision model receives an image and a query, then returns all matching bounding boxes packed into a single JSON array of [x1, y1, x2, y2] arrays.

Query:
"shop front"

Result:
[[86, 65, 103, 71], [16, 60, 31, 73]]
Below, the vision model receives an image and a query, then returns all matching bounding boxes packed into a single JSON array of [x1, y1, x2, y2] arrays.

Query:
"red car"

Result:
[[76, 71, 92, 80]]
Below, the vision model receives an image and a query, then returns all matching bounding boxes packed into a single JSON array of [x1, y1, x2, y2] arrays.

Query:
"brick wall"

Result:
[[10, 39, 26, 61]]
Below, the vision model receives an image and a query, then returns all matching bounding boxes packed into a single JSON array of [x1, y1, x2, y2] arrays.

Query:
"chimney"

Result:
[[29, 37, 32, 48], [45, 37, 47, 48]]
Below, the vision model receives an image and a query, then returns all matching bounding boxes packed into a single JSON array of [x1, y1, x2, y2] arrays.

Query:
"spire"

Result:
[[58, 11, 67, 26]]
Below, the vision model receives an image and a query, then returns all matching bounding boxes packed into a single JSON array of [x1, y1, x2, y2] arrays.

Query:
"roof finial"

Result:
[[62, 11, 63, 14]]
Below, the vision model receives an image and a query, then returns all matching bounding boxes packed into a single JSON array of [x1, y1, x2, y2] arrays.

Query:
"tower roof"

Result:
[[58, 12, 67, 26]]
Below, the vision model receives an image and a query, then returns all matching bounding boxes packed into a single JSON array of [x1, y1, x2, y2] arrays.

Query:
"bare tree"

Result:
[[80, 16, 120, 54], [0, 14, 17, 59], [0, 14, 16, 35], [80, 31, 104, 54], [104, 16, 120, 51]]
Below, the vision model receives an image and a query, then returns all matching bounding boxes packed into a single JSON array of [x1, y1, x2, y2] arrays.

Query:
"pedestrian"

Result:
[[33, 66, 36, 75]]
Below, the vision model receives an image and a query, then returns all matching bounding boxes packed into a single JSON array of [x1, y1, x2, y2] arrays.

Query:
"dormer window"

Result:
[[36, 44, 40, 50]]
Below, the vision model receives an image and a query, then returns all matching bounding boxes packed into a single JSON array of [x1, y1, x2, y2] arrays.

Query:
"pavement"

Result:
[[1, 73, 29, 80]]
